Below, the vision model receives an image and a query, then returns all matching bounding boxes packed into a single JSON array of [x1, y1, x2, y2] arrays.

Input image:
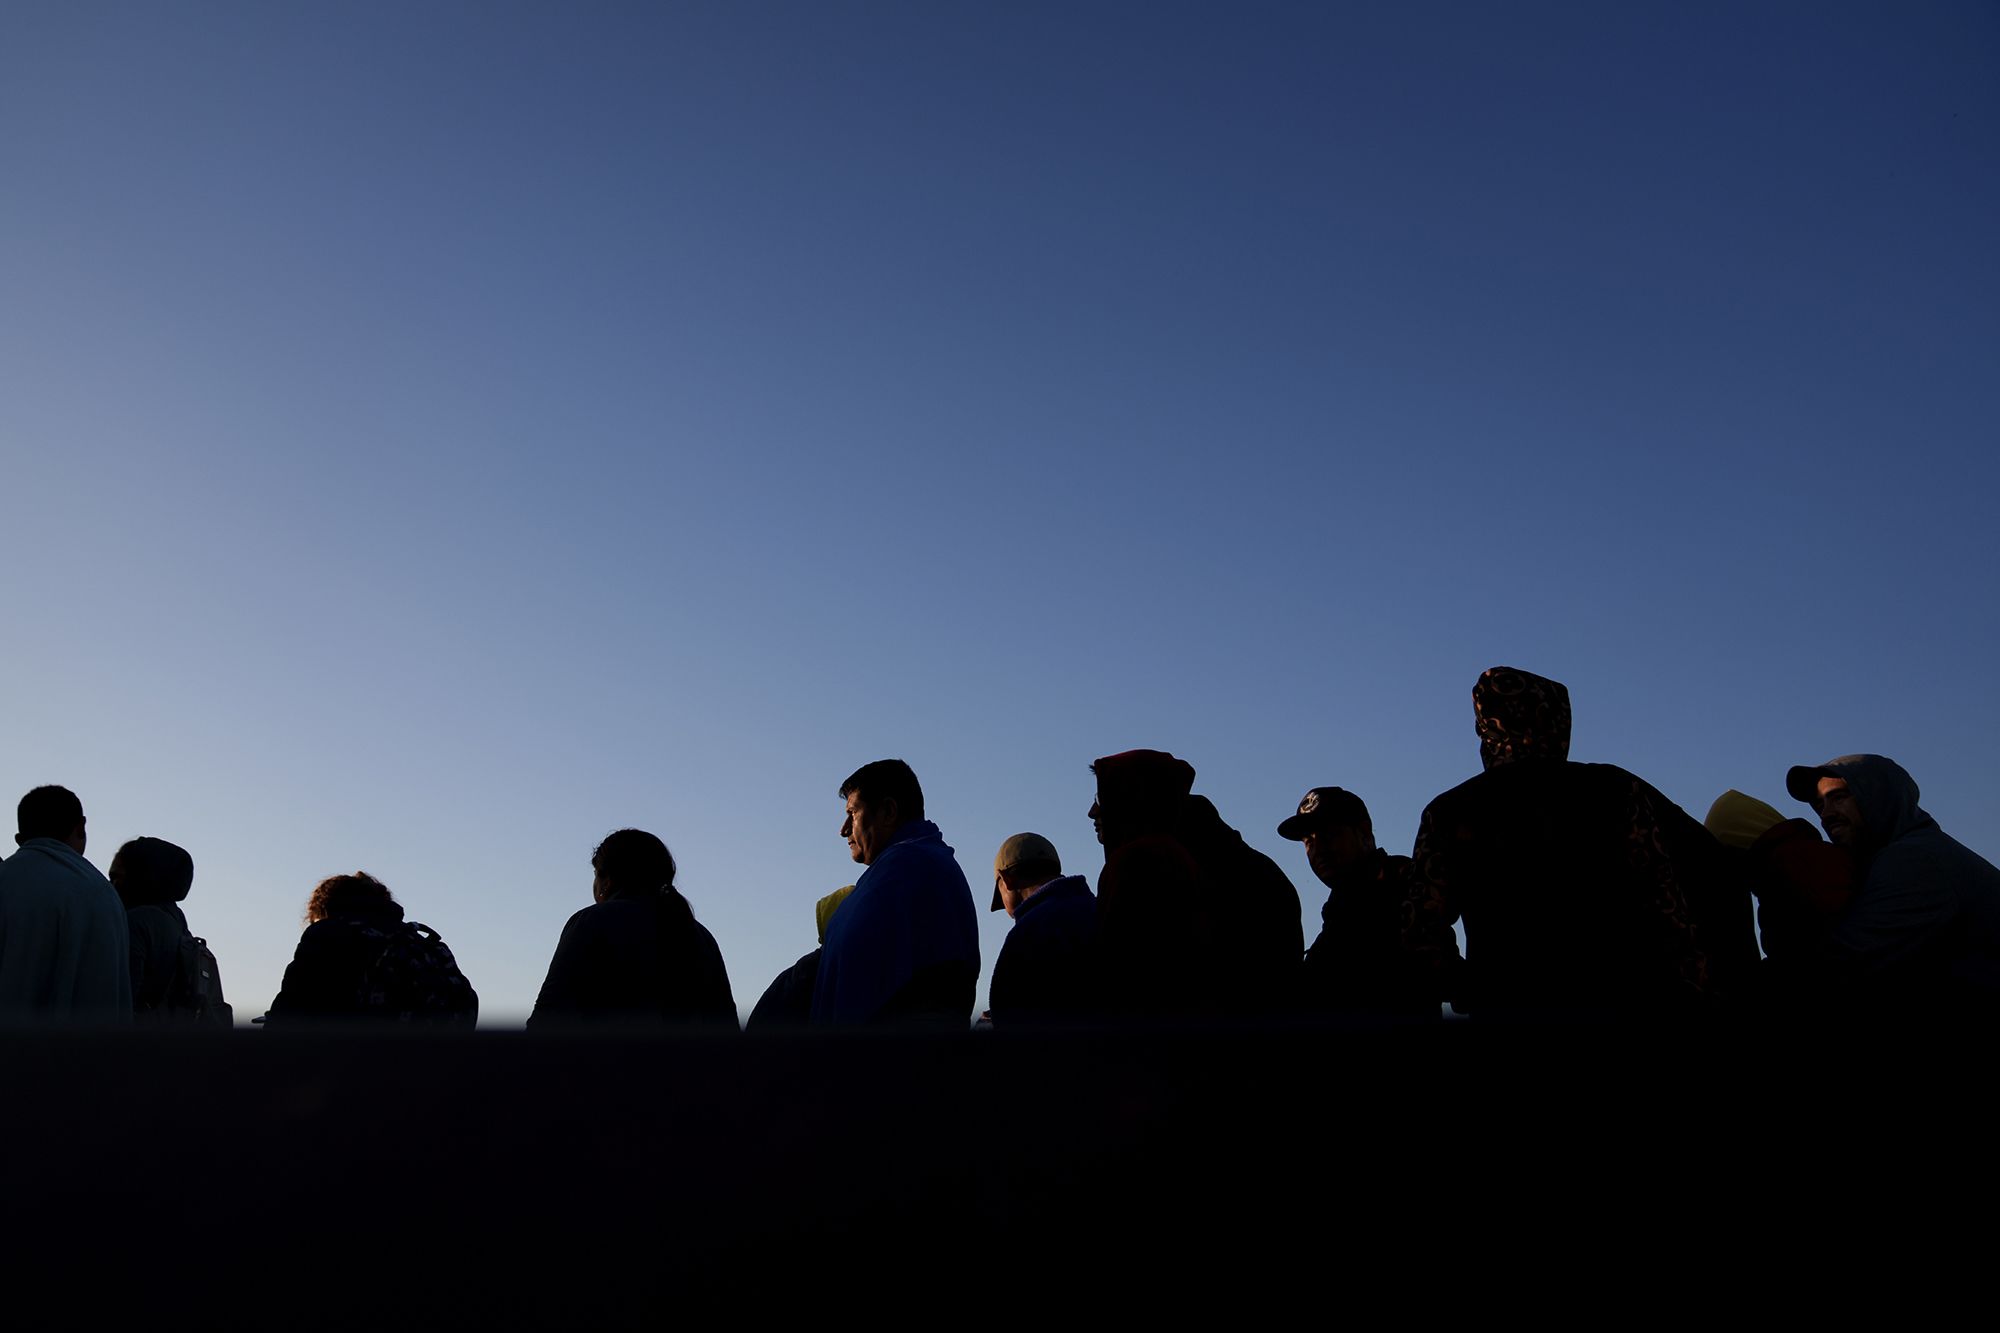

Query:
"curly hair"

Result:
[[305, 871, 396, 926]]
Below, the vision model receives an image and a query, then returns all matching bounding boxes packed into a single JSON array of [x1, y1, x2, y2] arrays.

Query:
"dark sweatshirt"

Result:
[[529, 888, 737, 1030], [1787, 753, 2000, 1013]]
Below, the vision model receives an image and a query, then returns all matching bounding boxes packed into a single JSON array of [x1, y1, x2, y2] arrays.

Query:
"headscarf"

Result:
[[1704, 790, 1787, 851], [1474, 666, 1572, 770], [815, 885, 856, 945]]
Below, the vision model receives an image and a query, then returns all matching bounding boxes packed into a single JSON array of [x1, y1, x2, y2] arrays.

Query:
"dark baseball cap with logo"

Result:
[[1277, 787, 1373, 841]]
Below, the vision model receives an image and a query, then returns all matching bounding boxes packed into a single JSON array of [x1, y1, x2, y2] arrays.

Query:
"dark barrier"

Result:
[[1, 1020, 1987, 1324]]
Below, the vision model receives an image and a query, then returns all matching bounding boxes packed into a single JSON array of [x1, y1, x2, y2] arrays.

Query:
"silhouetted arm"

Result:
[[1624, 779, 1709, 1002], [1405, 806, 1465, 1005]]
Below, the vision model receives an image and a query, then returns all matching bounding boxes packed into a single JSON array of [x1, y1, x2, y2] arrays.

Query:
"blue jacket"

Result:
[[811, 820, 979, 1025], [989, 875, 1099, 1025]]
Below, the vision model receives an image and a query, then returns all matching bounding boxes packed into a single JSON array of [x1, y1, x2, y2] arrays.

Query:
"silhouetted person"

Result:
[[1704, 789, 1856, 966], [108, 836, 231, 1027], [0, 785, 131, 1021], [1407, 668, 1710, 1019], [1091, 750, 1303, 1019], [1279, 787, 1441, 1020], [747, 886, 853, 1030], [528, 828, 737, 1030], [1781, 755, 2000, 1015], [986, 833, 1099, 1026], [263, 872, 477, 1026], [812, 760, 979, 1026], [1090, 750, 1201, 1017]]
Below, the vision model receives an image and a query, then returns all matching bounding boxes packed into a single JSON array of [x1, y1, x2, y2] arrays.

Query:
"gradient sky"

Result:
[[3, 1, 1995, 1025]]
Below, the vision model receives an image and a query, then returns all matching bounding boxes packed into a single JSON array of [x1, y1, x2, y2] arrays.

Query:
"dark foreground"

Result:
[[3, 1020, 1988, 1325]]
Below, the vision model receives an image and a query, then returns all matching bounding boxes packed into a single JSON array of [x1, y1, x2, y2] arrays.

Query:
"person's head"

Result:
[[107, 837, 195, 908], [591, 828, 677, 902], [16, 785, 85, 853], [839, 760, 924, 865], [1277, 787, 1376, 890], [1786, 755, 1924, 854], [815, 885, 856, 944], [1473, 667, 1572, 770], [1088, 750, 1196, 850], [990, 832, 1062, 918], [1811, 776, 1863, 847], [305, 871, 395, 926]]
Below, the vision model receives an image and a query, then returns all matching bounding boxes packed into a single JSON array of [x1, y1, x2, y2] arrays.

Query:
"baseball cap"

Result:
[[990, 832, 1061, 911], [1785, 764, 1840, 806], [1276, 787, 1372, 841]]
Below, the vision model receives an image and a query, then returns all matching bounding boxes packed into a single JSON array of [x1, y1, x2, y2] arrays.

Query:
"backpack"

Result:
[[166, 931, 232, 1027], [355, 921, 479, 1025]]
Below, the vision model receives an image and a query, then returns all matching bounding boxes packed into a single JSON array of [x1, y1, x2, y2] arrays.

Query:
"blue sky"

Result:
[[2, 1, 1995, 1023]]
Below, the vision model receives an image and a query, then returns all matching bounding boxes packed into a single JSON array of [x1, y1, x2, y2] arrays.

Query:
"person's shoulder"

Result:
[[299, 915, 384, 949], [874, 828, 966, 879], [1420, 770, 1489, 814], [1870, 831, 1982, 897], [1020, 884, 1097, 930], [126, 903, 181, 934], [684, 914, 727, 958], [558, 898, 629, 938]]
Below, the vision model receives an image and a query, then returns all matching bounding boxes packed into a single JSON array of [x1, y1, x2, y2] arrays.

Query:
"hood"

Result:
[[1092, 749, 1198, 851], [1175, 793, 1240, 853], [1704, 790, 1786, 852], [1092, 749, 1196, 816], [1785, 753, 1934, 851], [1474, 666, 1572, 769], [112, 836, 194, 907], [816, 885, 856, 944]]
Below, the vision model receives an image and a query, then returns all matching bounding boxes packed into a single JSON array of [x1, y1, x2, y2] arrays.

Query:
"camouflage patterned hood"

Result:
[[1474, 666, 1572, 770]]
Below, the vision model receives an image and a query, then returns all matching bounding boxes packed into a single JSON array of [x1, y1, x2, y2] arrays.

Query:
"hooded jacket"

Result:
[[811, 820, 980, 1026], [1409, 667, 1721, 1017], [0, 838, 132, 1021], [114, 836, 230, 1024], [1785, 754, 2000, 1011]]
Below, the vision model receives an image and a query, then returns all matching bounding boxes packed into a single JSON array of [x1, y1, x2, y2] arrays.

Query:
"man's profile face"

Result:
[[1815, 776, 1864, 847], [1303, 825, 1370, 889], [842, 791, 898, 865], [1088, 796, 1104, 845]]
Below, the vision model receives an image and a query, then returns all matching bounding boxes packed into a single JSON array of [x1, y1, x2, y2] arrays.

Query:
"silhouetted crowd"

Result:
[[3, 666, 1996, 1030]]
